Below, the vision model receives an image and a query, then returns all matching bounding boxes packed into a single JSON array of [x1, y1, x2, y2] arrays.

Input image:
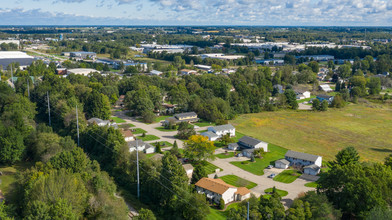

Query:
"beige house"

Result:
[[195, 178, 251, 204], [182, 164, 194, 182]]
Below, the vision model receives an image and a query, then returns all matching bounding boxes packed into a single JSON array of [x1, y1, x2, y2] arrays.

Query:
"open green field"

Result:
[[138, 135, 160, 141], [195, 119, 215, 127], [231, 103, 392, 162], [111, 116, 126, 123], [264, 188, 288, 197], [273, 170, 302, 183], [219, 175, 257, 189], [230, 144, 287, 175]]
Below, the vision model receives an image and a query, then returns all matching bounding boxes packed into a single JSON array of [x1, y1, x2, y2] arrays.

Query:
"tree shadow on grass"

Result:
[[370, 148, 392, 153]]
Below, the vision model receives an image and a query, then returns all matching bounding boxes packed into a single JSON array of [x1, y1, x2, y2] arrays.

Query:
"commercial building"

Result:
[[0, 51, 36, 70]]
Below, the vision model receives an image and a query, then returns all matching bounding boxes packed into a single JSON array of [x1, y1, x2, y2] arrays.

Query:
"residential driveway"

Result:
[[208, 157, 319, 208], [298, 103, 312, 110]]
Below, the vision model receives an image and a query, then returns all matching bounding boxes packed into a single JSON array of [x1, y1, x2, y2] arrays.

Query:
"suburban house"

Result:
[[317, 94, 334, 104], [319, 84, 333, 92], [120, 129, 135, 142], [87, 118, 118, 129], [273, 84, 284, 94], [163, 112, 199, 125], [283, 150, 322, 175], [182, 164, 194, 182], [180, 69, 198, 75], [149, 70, 163, 76], [201, 124, 236, 141], [162, 103, 176, 114], [275, 159, 290, 169], [294, 90, 311, 100], [195, 177, 251, 204], [228, 136, 268, 158], [128, 139, 155, 154]]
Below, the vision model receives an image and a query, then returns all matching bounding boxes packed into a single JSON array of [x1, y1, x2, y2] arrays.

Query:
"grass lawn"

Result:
[[155, 115, 171, 123], [195, 119, 215, 127], [119, 123, 135, 129], [155, 126, 177, 132], [145, 153, 158, 158], [230, 144, 287, 176], [207, 203, 240, 220], [305, 182, 318, 188], [231, 103, 392, 162], [273, 170, 302, 183], [232, 132, 246, 142], [151, 141, 173, 147], [132, 128, 147, 134], [198, 129, 208, 133], [219, 175, 257, 189], [0, 167, 17, 196], [111, 116, 126, 123], [264, 188, 288, 197], [137, 135, 160, 142], [194, 161, 223, 174], [216, 152, 235, 159]]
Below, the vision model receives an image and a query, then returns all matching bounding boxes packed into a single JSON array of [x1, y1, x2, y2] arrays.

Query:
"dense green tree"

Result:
[[86, 91, 111, 120], [176, 122, 196, 139], [284, 89, 299, 110], [330, 94, 345, 108], [191, 164, 207, 184], [329, 146, 360, 168], [134, 208, 156, 220], [368, 77, 381, 95], [312, 98, 320, 111], [384, 154, 392, 168], [319, 100, 329, 111]]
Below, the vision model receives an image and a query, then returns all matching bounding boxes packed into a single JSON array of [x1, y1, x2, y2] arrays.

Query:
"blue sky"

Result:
[[1, 0, 392, 26]]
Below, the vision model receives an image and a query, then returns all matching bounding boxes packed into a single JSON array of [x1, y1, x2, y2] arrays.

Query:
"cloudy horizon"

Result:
[[1, 0, 392, 26]]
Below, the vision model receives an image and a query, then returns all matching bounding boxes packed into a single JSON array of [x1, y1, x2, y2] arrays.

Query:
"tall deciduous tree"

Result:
[[184, 135, 215, 161], [86, 91, 111, 120]]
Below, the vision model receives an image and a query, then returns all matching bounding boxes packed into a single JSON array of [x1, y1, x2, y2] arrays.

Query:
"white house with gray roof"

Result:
[[227, 136, 268, 158], [87, 117, 118, 129], [128, 139, 155, 154], [275, 159, 290, 169], [207, 124, 235, 138], [284, 150, 322, 175], [200, 131, 219, 141]]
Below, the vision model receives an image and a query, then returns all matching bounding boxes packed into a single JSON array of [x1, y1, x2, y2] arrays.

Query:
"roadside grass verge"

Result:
[[219, 175, 257, 189], [151, 141, 173, 147], [305, 182, 318, 188], [155, 126, 177, 132], [155, 115, 172, 123], [137, 135, 160, 142], [119, 123, 135, 129], [273, 169, 302, 183], [216, 152, 235, 159], [132, 128, 147, 134], [264, 188, 288, 197]]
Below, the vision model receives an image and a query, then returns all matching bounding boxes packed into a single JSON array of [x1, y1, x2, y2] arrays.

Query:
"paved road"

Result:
[[208, 156, 319, 207]]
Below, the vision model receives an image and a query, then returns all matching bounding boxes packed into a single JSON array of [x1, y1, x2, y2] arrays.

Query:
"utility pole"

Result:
[[27, 78, 30, 98], [10, 66, 14, 89], [136, 139, 140, 199], [247, 201, 249, 220], [76, 105, 80, 147], [47, 91, 51, 126]]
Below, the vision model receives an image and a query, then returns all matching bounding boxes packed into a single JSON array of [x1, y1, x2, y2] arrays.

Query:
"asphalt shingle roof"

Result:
[[210, 124, 235, 132], [195, 178, 235, 195], [238, 136, 263, 147], [285, 150, 320, 162], [174, 112, 197, 118]]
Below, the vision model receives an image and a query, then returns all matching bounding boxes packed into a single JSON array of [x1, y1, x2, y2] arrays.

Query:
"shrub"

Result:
[[219, 199, 225, 210]]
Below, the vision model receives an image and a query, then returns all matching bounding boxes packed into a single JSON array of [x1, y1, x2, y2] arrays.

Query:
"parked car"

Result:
[[268, 173, 276, 178], [267, 165, 273, 169]]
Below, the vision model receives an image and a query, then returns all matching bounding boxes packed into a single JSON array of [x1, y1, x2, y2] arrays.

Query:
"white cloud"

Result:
[[3, 0, 392, 25]]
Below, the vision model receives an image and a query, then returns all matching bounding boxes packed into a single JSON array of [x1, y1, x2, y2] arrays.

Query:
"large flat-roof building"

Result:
[[0, 51, 36, 70]]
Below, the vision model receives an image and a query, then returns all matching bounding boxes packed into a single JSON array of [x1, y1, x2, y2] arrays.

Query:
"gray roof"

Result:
[[174, 112, 197, 118], [87, 118, 108, 125], [228, 143, 239, 148], [285, 150, 320, 162], [242, 148, 255, 153], [210, 124, 235, 132], [304, 164, 321, 171], [0, 58, 36, 69], [317, 94, 333, 99], [182, 164, 194, 171], [201, 131, 219, 138], [275, 159, 290, 165], [128, 139, 146, 148], [238, 136, 263, 147]]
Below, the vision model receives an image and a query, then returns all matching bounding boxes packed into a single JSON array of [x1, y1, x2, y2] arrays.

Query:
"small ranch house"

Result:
[[200, 131, 219, 141], [207, 124, 235, 138], [87, 118, 118, 129], [164, 112, 199, 125], [284, 150, 322, 175], [195, 178, 250, 204], [120, 129, 135, 142], [319, 84, 333, 92], [228, 136, 268, 158], [295, 90, 311, 100]]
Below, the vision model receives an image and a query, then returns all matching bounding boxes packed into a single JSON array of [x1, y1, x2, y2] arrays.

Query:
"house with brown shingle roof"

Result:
[[195, 177, 250, 204], [120, 129, 135, 142]]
